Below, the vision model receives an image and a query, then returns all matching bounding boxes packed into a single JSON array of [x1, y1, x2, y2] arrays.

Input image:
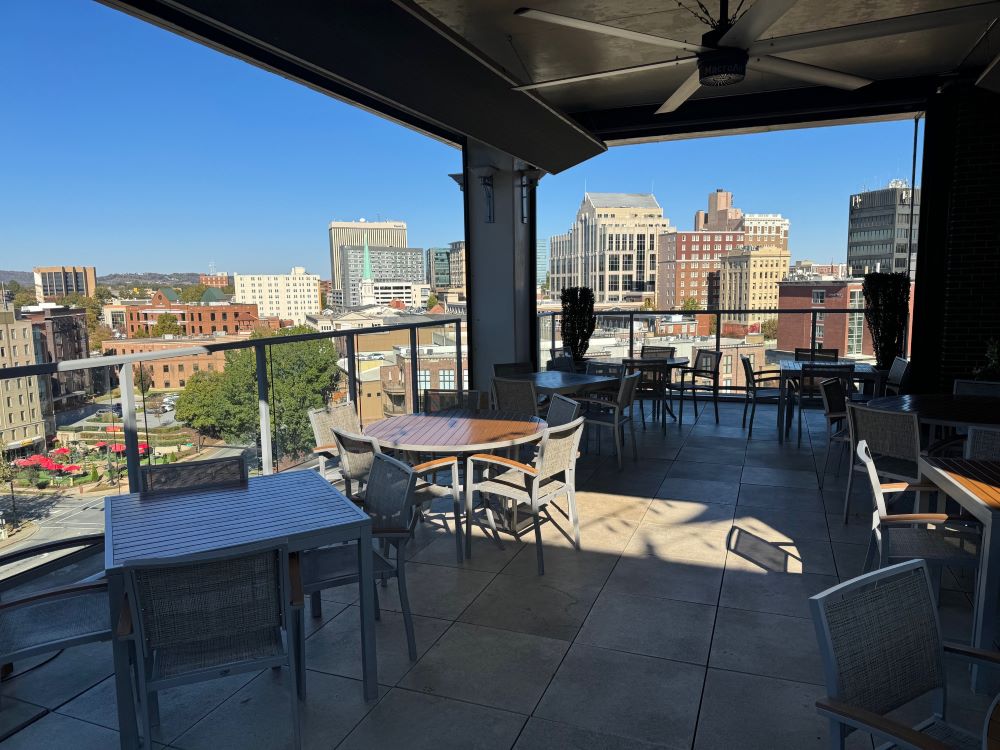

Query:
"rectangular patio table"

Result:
[[776, 359, 880, 443], [918, 457, 1000, 693], [503, 370, 618, 396], [104, 471, 376, 749]]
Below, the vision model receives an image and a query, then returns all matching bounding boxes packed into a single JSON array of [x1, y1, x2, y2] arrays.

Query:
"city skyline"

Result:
[[2, 0, 923, 275]]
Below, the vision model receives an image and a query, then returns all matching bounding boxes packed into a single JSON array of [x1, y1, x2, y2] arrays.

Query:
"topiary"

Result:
[[560, 287, 597, 363]]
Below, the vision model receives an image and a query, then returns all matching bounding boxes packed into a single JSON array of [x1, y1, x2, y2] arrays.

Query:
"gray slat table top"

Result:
[[105, 471, 368, 569], [779, 359, 877, 374], [503, 371, 618, 395]]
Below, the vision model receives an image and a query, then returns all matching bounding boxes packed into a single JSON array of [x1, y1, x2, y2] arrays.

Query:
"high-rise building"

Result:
[[0, 309, 45, 452], [657, 230, 746, 310], [847, 180, 920, 278], [536, 238, 549, 286], [233, 267, 322, 325], [719, 245, 791, 330], [743, 213, 791, 252], [694, 189, 743, 231], [427, 248, 452, 289], [549, 193, 674, 305], [448, 241, 466, 296], [33, 266, 97, 302], [328, 219, 408, 292], [339, 244, 424, 308]]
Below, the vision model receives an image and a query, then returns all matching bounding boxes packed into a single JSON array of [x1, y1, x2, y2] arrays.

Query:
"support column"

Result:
[[462, 139, 540, 389]]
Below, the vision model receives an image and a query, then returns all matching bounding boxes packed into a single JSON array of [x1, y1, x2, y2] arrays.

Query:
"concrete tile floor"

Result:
[[0, 401, 989, 749]]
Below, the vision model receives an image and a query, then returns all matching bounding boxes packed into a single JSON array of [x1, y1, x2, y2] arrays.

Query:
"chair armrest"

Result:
[[815, 697, 952, 750], [312, 444, 337, 455], [288, 552, 304, 607], [116, 592, 133, 637], [412, 456, 458, 475], [880, 482, 939, 494], [467, 453, 537, 476], [943, 642, 1000, 667], [879, 513, 964, 526]]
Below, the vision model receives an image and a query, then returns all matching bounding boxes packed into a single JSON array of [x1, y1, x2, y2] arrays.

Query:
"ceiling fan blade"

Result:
[[514, 8, 707, 54], [749, 55, 871, 90], [515, 57, 697, 91], [655, 69, 702, 114], [720, 0, 799, 49], [751, 2, 1000, 56]]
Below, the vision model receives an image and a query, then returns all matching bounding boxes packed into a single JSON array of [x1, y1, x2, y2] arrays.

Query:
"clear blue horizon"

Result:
[[1, 0, 923, 278]]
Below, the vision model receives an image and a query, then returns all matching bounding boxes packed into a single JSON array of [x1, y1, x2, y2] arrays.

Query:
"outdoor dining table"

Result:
[[104, 471, 377, 750], [365, 408, 546, 453], [596, 356, 689, 432], [501, 370, 619, 397], [917, 457, 1000, 693], [776, 359, 880, 443], [867, 393, 1000, 429]]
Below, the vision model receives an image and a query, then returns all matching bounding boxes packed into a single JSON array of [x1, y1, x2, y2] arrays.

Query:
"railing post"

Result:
[[255, 344, 273, 475], [714, 311, 722, 352], [550, 312, 556, 359], [455, 320, 463, 396], [118, 363, 141, 493], [628, 312, 635, 359], [345, 333, 358, 407], [810, 311, 818, 351], [409, 326, 420, 413]]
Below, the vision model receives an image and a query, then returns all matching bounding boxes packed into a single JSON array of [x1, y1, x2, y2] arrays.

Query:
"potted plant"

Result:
[[862, 272, 911, 370], [560, 286, 597, 367], [973, 339, 1000, 381]]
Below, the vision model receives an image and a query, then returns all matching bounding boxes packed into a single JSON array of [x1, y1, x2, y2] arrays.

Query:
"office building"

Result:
[[847, 180, 920, 277], [657, 230, 745, 310], [199, 272, 232, 288], [719, 245, 791, 331], [448, 241, 466, 296], [743, 214, 790, 252], [328, 219, 408, 291], [339, 243, 424, 308], [33, 266, 97, 302], [427, 248, 452, 289], [109, 288, 279, 337], [0, 309, 45, 452], [536, 238, 549, 286], [789, 260, 850, 279], [549, 192, 674, 305], [233, 267, 322, 325]]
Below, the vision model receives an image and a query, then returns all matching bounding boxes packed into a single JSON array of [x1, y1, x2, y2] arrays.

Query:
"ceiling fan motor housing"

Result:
[[699, 48, 749, 86]]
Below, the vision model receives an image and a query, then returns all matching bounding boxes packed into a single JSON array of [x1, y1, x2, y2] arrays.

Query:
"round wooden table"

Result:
[[867, 394, 1000, 427], [364, 409, 546, 453]]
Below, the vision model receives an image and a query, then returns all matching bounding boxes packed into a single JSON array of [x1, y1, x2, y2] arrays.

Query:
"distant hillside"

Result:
[[0, 270, 33, 286], [97, 272, 201, 287]]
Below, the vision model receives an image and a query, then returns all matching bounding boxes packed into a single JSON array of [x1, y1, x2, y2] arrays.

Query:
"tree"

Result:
[[760, 318, 779, 340], [149, 313, 182, 337], [136, 364, 154, 395], [541, 272, 550, 292], [91, 323, 116, 350], [426, 293, 439, 309], [222, 284, 235, 295], [94, 286, 114, 303], [641, 298, 654, 311], [681, 297, 701, 311], [0, 434, 16, 525], [178, 284, 208, 303], [7, 281, 37, 311]]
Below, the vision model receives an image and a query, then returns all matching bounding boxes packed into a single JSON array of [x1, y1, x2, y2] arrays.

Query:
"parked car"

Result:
[[111, 403, 123, 417]]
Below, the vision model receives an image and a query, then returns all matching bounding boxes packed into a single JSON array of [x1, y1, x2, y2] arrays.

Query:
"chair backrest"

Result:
[[492, 377, 538, 415], [126, 542, 289, 663], [617, 371, 641, 410], [693, 349, 722, 375], [364, 453, 419, 534], [740, 355, 756, 394], [819, 377, 847, 417], [546, 394, 581, 427], [846, 403, 921, 463], [140, 456, 248, 495], [795, 347, 839, 362], [954, 379, 1000, 397], [493, 362, 533, 377], [886, 357, 910, 389], [585, 361, 624, 379], [536, 416, 586, 481], [331, 428, 380, 483], [965, 428, 1000, 460], [547, 355, 576, 373], [640, 344, 676, 360], [423, 389, 482, 413], [855, 440, 891, 519], [308, 403, 361, 452], [809, 558, 945, 718]]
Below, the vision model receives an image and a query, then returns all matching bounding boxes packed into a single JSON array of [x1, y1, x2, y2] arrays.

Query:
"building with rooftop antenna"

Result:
[[328, 218, 408, 292], [847, 179, 920, 278]]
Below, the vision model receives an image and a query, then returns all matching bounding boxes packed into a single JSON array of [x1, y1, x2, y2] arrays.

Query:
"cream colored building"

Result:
[[328, 219, 408, 291], [742, 213, 790, 252], [234, 267, 321, 326], [0, 310, 45, 452], [720, 245, 791, 327]]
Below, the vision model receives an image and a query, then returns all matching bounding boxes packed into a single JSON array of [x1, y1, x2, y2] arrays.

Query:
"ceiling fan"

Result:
[[514, 0, 1000, 113]]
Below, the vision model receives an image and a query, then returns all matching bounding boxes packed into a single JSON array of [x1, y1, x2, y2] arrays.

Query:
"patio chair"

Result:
[[492, 377, 542, 415], [787, 363, 854, 446], [122, 542, 301, 749], [493, 362, 533, 377], [670, 349, 722, 425], [309, 403, 361, 480], [545, 394, 581, 427], [794, 347, 839, 361], [331, 427, 379, 501], [927, 380, 1000, 456], [883, 356, 911, 396], [818, 377, 851, 488], [584, 361, 623, 399], [422, 388, 483, 413], [464, 416, 586, 574], [577, 371, 640, 470], [966, 428, 1000, 460], [299, 453, 422, 663], [740, 354, 787, 440], [636, 345, 676, 429], [0, 535, 109, 702], [954, 379, 1000, 397], [810, 559, 1000, 750], [139, 455, 248, 494], [856, 440, 978, 576], [546, 355, 575, 373], [843, 403, 924, 523]]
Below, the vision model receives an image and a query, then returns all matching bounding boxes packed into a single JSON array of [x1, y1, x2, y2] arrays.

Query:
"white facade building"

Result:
[[328, 219, 408, 291], [233, 267, 321, 325]]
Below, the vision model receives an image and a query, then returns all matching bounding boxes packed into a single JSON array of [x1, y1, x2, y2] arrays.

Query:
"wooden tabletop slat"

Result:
[[365, 409, 545, 453], [923, 458, 1000, 509]]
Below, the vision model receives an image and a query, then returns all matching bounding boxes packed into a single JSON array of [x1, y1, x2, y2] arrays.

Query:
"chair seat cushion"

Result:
[[886, 528, 978, 563], [153, 628, 285, 680], [0, 587, 109, 660], [474, 470, 564, 504], [300, 544, 394, 591]]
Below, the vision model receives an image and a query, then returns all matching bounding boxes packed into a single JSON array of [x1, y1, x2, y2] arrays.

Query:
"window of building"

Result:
[[439, 369, 455, 389], [162, 365, 169, 373], [812, 290, 826, 304], [417, 370, 431, 392], [723, 355, 732, 375]]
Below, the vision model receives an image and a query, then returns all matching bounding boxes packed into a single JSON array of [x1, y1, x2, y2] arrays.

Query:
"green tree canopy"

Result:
[[149, 313, 182, 337], [178, 284, 208, 303], [760, 318, 779, 340], [94, 286, 114, 303], [426, 293, 439, 309], [680, 297, 701, 311], [136, 364, 154, 395], [7, 281, 37, 311]]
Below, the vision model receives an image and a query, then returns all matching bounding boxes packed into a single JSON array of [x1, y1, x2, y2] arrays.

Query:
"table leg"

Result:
[[972, 518, 1000, 693], [357, 525, 378, 701], [109, 573, 139, 750], [777, 373, 787, 444]]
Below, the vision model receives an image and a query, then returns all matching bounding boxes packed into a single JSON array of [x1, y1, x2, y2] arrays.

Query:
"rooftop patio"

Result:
[[0, 399, 988, 750]]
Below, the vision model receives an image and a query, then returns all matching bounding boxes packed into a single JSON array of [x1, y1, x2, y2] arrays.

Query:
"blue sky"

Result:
[[1, 0, 922, 277]]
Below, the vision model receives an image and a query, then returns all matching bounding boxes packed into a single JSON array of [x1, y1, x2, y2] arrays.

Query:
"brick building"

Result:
[[109, 289, 279, 337], [380, 345, 467, 415], [102, 336, 238, 390], [777, 279, 872, 357], [657, 230, 746, 311], [199, 272, 232, 288]]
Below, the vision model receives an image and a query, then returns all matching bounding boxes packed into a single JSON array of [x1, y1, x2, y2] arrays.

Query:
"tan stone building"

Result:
[[33, 265, 97, 302], [719, 245, 792, 331], [0, 310, 45, 452], [742, 213, 790, 252]]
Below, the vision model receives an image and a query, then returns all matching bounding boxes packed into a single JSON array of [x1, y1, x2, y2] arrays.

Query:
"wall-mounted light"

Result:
[[517, 168, 545, 224], [470, 166, 498, 224]]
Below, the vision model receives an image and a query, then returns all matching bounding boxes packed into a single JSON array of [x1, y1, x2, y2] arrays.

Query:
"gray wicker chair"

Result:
[[123, 542, 301, 749], [740, 354, 786, 440], [966, 428, 1000, 460], [577, 372, 640, 470], [636, 345, 676, 429], [546, 394, 581, 427], [139, 455, 248, 494], [300, 453, 421, 662], [309, 403, 361, 480], [843, 403, 923, 523], [810, 559, 1000, 750], [464, 416, 586, 574], [883, 356, 911, 396], [493, 362, 533, 377], [0, 535, 109, 702], [422, 388, 483, 413], [492, 377, 542, 415], [330, 428, 379, 501], [855, 440, 979, 576], [818, 377, 851, 488], [546, 355, 575, 373], [671, 349, 723, 425]]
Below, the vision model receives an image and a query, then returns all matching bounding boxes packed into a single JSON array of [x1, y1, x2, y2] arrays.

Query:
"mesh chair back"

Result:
[[423, 389, 482, 413], [331, 428, 380, 483], [819, 377, 847, 417], [546, 395, 581, 427], [846, 403, 921, 463], [493, 362, 533, 377], [640, 345, 676, 360], [492, 378, 539, 415], [536, 416, 586, 480], [692, 349, 722, 377], [617, 371, 641, 410], [795, 347, 839, 361], [364, 453, 418, 533], [308, 403, 360, 452], [740, 356, 756, 394], [810, 559, 945, 717], [585, 362, 624, 379], [886, 357, 910, 390], [801, 363, 854, 392], [127, 544, 286, 654], [140, 456, 248, 495], [954, 379, 1000, 396], [547, 355, 575, 373], [966, 428, 1000, 460]]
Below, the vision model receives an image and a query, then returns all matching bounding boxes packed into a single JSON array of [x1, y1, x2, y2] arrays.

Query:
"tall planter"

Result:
[[560, 287, 596, 363], [862, 272, 911, 370]]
